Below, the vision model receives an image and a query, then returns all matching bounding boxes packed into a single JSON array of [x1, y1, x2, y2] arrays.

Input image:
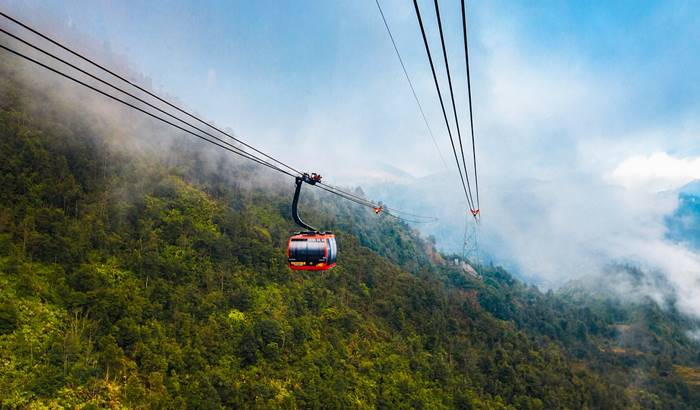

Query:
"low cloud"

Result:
[[609, 152, 700, 192], [363, 2, 700, 320]]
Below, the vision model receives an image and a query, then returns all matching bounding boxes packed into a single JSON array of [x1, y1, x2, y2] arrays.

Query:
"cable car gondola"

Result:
[[287, 173, 337, 271]]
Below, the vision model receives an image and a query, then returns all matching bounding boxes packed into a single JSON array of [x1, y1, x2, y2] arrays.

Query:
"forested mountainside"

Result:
[[1, 56, 700, 409]]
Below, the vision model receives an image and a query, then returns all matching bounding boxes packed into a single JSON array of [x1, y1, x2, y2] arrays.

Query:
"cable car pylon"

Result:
[[461, 214, 480, 276]]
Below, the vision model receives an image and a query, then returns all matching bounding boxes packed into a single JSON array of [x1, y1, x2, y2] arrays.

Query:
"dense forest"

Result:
[[1, 55, 700, 409]]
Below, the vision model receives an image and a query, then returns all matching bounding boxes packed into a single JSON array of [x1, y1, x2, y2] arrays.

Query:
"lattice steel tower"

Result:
[[461, 216, 480, 265]]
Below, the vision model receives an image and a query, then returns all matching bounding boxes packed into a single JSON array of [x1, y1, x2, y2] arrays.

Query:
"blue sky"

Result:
[[3, 0, 700, 311]]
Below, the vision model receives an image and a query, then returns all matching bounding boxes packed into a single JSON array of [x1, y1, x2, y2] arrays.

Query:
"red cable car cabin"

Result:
[[287, 232, 337, 271], [287, 174, 338, 271]]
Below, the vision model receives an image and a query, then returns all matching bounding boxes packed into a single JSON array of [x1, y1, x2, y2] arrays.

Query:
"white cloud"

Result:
[[622, 239, 700, 317], [609, 152, 700, 192]]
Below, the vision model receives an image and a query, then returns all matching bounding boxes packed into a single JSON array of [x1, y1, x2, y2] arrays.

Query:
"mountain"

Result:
[[2, 55, 700, 409], [363, 171, 469, 256], [665, 180, 700, 249], [679, 180, 700, 197]]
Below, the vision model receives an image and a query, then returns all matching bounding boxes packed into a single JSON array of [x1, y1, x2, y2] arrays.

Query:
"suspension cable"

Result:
[[312, 184, 433, 223], [0, 11, 303, 177], [374, 0, 449, 173], [432, 0, 475, 211], [314, 182, 436, 222], [0, 43, 297, 178], [0, 27, 293, 178], [317, 181, 376, 207], [0, 37, 437, 224], [461, 0, 480, 213], [412, 0, 474, 212], [384, 207, 438, 221]]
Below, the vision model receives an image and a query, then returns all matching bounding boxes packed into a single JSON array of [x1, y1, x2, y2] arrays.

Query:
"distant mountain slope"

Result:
[[666, 180, 700, 249], [1, 55, 700, 409]]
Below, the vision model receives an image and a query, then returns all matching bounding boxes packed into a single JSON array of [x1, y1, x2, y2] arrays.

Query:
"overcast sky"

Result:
[[3, 0, 700, 316]]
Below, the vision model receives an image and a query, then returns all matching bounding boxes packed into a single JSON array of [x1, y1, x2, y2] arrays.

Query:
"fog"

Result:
[[366, 7, 700, 319]]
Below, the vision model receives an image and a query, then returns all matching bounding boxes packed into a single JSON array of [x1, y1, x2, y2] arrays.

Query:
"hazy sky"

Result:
[[3, 0, 700, 315], [2, 0, 698, 179]]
